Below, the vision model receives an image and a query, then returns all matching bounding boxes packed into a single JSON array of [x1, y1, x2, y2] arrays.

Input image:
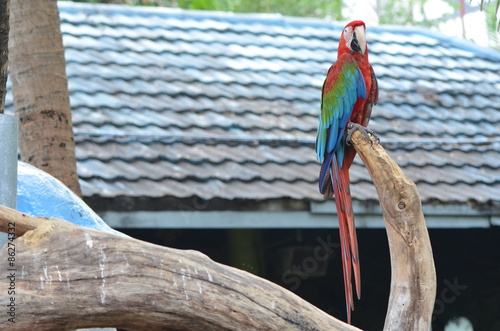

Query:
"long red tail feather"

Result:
[[331, 155, 360, 323]]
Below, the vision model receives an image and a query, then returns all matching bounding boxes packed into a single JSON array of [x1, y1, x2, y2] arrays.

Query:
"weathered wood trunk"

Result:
[[0, 208, 360, 331], [350, 130, 437, 330], [8, 0, 82, 196], [0, 129, 436, 330]]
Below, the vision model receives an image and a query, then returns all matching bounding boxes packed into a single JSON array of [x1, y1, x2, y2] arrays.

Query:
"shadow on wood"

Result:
[[0, 130, 435, 330]]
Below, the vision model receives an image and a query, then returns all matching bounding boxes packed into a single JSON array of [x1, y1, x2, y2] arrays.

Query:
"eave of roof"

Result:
[[100, 202, 499, 229]]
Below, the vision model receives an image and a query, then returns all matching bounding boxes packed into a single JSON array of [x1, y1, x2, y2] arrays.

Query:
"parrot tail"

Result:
[[330, 155, 360, 324]]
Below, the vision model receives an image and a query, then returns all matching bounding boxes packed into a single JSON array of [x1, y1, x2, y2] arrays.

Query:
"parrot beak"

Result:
[[352, 26, 367, 55]]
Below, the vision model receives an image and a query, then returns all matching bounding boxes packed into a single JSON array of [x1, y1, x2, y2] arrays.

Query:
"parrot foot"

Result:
[[346, 123, 379, 145]]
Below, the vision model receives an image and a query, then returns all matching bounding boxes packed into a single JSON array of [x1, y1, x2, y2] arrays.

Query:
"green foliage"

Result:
[[484, 1, 500, 47], [483, 0, 500, 32], [65, 0, 500, 46], [178, 0, 233, 11], [68, 0, 344, 20], [379, 0, 416, 25], [379, 0, 459, 27], [176, 0, 344, 20], [229, 0, 344, 20]]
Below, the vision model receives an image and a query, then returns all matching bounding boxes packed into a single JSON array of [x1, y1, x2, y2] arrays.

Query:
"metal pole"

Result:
[[0, 113, 17, 247]]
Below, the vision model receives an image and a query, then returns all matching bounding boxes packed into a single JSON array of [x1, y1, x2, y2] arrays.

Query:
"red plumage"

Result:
[[317, 20, 378, 323]]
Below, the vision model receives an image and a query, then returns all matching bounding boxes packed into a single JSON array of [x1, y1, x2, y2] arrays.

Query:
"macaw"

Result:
[[316, 20, 378, 323]]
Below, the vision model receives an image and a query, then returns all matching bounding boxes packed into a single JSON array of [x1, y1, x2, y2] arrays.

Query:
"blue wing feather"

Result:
[[356, 69, 367, 100], [316, 54, 367, 191]]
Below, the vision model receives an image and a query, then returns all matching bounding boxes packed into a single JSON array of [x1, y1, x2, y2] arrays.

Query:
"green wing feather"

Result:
[[316, 54, 366, 164]]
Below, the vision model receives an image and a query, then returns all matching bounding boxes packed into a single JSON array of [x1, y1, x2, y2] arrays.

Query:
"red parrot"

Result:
[[316, 20, 378, 323]]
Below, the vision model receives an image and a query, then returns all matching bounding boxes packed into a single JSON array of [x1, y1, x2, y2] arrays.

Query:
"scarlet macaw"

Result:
[[316, 20, 378, 323]]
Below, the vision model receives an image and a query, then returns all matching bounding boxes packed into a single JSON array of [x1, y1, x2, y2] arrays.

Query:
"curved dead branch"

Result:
[[0, 129, 435, 330]]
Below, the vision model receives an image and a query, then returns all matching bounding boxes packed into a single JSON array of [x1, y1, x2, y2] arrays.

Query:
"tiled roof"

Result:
[[6, 2, 500, 208]]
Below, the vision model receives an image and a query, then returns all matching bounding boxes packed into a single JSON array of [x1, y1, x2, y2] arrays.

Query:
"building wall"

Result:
[[120, 227, 500, 331]]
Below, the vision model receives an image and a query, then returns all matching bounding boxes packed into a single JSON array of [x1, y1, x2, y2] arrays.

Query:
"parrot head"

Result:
[[339, 20, 367, 56]]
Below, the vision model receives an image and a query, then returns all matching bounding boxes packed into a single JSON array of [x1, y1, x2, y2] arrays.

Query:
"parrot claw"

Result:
[[346, 123, 379, 145]]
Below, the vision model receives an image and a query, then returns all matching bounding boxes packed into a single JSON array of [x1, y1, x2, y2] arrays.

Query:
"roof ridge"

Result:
[[58, 2, 500, 61], [58, 1, 342, 28]]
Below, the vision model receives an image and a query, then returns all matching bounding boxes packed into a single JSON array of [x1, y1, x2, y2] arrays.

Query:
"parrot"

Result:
[[315, 20, 378, 323]]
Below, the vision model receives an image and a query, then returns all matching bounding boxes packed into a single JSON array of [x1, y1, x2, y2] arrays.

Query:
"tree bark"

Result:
[[8, 0, 82, 196], [0, 0, 8, 114], [349, 130, 437, 331], [0, 205, 360, 331]]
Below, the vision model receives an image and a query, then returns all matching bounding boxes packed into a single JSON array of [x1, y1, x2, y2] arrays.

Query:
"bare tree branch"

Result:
[[0, 129, 436, 330], [349, 130, 437, 331]]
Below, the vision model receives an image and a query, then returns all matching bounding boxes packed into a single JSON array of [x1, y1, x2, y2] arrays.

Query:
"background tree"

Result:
[[9, 0, 82, 196]]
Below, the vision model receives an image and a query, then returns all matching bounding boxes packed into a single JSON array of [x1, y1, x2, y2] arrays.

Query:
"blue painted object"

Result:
[[17, 161, 125, 237]]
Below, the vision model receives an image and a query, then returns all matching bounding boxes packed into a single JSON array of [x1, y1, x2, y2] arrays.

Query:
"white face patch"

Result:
[[343, 26, 354, 51]]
